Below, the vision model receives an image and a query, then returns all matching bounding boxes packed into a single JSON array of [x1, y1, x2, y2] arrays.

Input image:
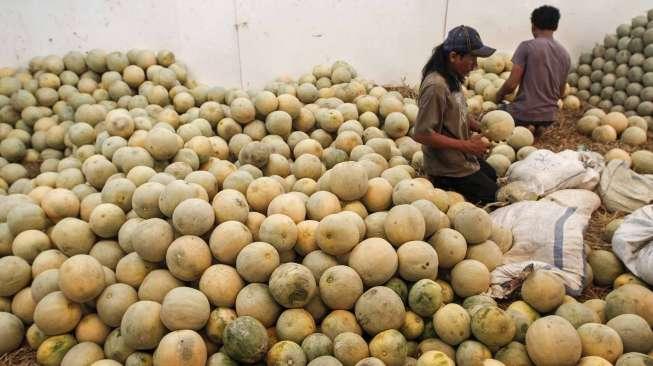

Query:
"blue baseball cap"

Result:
[[443, 25, 496, 57]]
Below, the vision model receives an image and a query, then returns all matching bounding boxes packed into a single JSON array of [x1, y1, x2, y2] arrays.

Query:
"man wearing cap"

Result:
[[496, 5, 571, 133], [413, 25, 498, 205]]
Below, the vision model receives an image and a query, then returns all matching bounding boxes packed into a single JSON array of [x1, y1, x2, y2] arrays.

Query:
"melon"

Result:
[[235, 283, 281, 327], [120, 300, 166, 350], [466, 240, 503, 271], [615, 352, 653, 365], [269, 263, 317, 308], [268, 341, 308, 366], [160, 287, 211, 331], [417, 351, 455, 366], [470, 306, 516, 350], [631, 150, 653, 174], [369, 329, 407, 366], [308, 355, 344, 366], [555, 302, 601, 329], [433, 303, 471, 346], [329, 162, 368, 201], [384, 204, 426, 246], [491, 144, 516, 162], [205, 307, 237, 345], [0, 256, 32, 298], [613, 274, 647, 289], [605, 284, 653, 326], [451, 259, 490, 297], [95, 283, 138, 328], [601, 112, 629, 134], [577, 323, 624, 363], [320, 265, 364, 310], [37, 334, 77, 366], [75, 314, 110, 345], [153, 330, 207, 366], [408, 279, 442, 317], [453, 207, 492, 244], [429, 228, 467, 269], [456, 340, 492, 366], [58, 254, 105, 303], [397, 240, 438, 281], [563, 95, 581, 110], [400, 311, 424, 341], [577, 116, 601, 135], [592, 125, 618, 142], [526, 316, 582, 366], [34, 291, 82, 336], [0, 312, 24, 355], [521, 270, 565, 313], [333, 332, 369, 366], [277, 308, 317, 344], [604, 149, 631, 164], [507, 126, 534, 150], [302, 333, 334, 361], [494, 342, 532, 366], [235, 241, 280, 283], [355, 286, 405, 336], [480, 111, 515, 141], [315, 213, 359, 256], [588, 250, 625, 286], [348, 238, 398, 286], [607, 314, 653, 353], [418, 339, 456, 362], [621, 126, 648, 146], [223, 316, 269, 363], [61, 342, 105, 366]]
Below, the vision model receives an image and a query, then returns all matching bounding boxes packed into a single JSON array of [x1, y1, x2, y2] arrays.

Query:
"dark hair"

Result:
[[421, 45, 464, 92], [531, 5, 560, 31]]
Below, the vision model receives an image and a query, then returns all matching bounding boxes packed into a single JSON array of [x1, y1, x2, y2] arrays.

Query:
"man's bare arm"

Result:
[[496, 64, 525, 102]]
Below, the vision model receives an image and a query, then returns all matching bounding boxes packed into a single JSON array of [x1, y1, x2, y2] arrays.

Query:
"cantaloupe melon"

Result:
[[592, 125, 618, 142], [451, 260, 490, 298], [577, 323, 624, 363], [223, 316, 268, 363], [526, 316, 582, 366], [0, 312, 24, 355], [453, 207, 493, 244], [621, 126, 647, 146], [601, 112, 629, 134], [631, 150, 653, 174], [521, 270, 565, 313], [408, 279, 442, 318], [588, 250, 625, 286], [368, 329, 407, 366], [433, 303, 471, 346], [607, 314, 653, 353], [604, 149, 631, 164], [153, 330, 207, 366], [480, 111, 515, 141], [348, 238, 398, 286], [355, 286, 405, 336], [604, 284, 653, 326]]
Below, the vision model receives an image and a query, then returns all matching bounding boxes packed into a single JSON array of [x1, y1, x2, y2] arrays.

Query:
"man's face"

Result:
[[449, 52, 478, 77]]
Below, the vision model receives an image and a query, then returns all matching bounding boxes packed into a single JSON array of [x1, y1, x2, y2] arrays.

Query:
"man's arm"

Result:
[[496, 63, 524, 102], [414, 131, 488, 156]]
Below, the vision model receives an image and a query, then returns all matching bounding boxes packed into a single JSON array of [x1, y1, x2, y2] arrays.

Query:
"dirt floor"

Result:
[[3, 101, 652, 365]]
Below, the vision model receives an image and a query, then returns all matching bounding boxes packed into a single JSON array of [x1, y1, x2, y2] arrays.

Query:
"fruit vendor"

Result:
[[496, 5, 571, 134], [413, 25, 498, 205]]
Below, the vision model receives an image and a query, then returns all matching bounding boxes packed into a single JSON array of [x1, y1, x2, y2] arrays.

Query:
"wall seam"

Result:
[[442, 0, 450, 39], [232, 0, 244, 89]]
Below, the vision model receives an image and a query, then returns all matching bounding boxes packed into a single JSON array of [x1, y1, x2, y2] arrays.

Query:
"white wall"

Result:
[[1, 0, 653, 89]]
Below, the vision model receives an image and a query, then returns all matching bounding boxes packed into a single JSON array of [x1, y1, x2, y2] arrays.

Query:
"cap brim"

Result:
[[471, 46, 496, 57]]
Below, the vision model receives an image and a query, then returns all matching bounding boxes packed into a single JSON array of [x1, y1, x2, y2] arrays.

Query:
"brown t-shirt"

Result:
[[507, 37, 571, 122], [413, 72, 479, 178]]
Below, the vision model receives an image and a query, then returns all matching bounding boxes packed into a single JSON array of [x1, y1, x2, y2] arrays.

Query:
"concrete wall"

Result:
[[1, 0, 652, 88]]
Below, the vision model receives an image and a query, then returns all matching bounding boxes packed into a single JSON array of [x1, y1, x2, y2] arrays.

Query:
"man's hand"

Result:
[[462, 134, 490, 156], [469, 118, 481, 132]]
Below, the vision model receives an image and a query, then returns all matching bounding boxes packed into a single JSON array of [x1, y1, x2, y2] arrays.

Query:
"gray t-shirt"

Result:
[[507, 37, 571, 122], [413, 72, 479, 178]]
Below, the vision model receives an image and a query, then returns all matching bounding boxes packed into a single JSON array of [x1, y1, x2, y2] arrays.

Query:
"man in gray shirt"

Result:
[[496, 5, 571, 134]]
